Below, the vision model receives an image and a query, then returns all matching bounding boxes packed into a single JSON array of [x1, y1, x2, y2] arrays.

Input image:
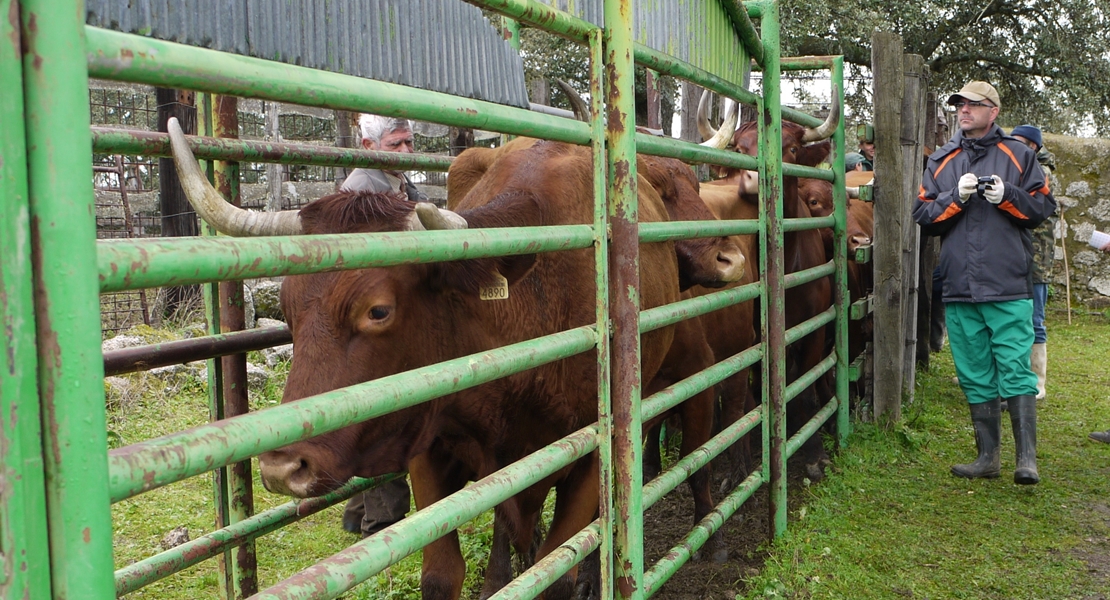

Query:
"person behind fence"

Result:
[[857, 124, 875, 171], [338, 112, 424, 536], [912, 81, 1056, 485], [340, 113, 428, 203], [1009, 125, 1058, 403]]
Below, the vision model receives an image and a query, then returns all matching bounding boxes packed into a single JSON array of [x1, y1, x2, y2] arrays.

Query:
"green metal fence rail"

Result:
[[2, 0, 857, 598]]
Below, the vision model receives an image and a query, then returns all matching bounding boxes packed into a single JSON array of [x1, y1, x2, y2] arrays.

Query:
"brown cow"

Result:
[[167, 116, 707, 600], [448, 139, 733, 594], [698, 102, 839, 482]]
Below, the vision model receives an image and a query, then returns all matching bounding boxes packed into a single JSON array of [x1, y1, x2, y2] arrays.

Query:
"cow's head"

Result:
[[798, 178, 873, 255], [638, 155, 744, 289], [166, 118, 537, 497]]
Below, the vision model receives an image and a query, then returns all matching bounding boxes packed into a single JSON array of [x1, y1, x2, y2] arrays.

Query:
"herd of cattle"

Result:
[[164, 94, 874, 599]]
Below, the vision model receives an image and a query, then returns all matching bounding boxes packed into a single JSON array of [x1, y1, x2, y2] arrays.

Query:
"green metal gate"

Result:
[[1, 0, 853, 598]]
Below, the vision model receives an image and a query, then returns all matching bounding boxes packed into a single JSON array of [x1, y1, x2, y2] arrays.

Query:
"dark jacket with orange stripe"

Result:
[[913, 124, 1056, 303]]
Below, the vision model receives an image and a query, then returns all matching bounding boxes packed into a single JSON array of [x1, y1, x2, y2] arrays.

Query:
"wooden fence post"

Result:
[[917, 92, 940, 368], [900, 55, 927, 403], [872, 31, 905, 423]]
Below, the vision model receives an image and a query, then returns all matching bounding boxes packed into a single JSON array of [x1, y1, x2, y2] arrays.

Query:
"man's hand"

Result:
[[984, 175, 1005, 204], [957, 173, 978, 203]]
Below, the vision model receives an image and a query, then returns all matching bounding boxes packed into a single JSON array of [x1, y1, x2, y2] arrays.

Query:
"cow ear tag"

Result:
[[479, 271, 509, 301]]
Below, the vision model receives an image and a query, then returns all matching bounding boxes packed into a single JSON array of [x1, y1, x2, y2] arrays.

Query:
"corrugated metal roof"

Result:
[[85, 0, 531, 108], [534, 0, 750, 88]]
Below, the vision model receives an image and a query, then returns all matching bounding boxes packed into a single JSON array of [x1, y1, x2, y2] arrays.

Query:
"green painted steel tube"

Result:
[[784, 162, 834, 180], [488, 521, 603, 600], [0, 1, 51, 594], [492, 397, 764, 600], [86, 27, 592, 146], [468, 0, 595, 43], [645, 469, 765, 596], [586, 26, 617, 600], [783, 352, 837, 405], [631, 44, 760, 107], [500, 15, 522, 51], [253, 425, 600, 600], [759, 0, 790, 539], [642, 346, 762, 423], [781, 215, 835, 232], [640, 281, 762, 334], [784, 306, 837, 347], [635, 132, 757, 171], [831, 57, 852, 444], [604, 0, 645, 597], [90, 127, 456, 172], [783, 261, 836, 290], [639, 219, 760, 242], [21, 0, 117, 597], [107, 326, 597, 503], [720, 0, 765, 66], [97, 225, 595, 293], [785, 395, 839, 460], [113, 475, 390, 596]]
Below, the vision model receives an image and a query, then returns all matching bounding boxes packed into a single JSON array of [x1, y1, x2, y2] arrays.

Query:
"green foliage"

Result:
[[779, 0, 1110, 135], [738, 305, 1110, 599]]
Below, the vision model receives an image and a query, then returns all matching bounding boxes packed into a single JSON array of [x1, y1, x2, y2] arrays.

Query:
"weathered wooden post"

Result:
[[917, 92, 941, 368], [900, 55, 927, 402], [872, 30, 905, 422]]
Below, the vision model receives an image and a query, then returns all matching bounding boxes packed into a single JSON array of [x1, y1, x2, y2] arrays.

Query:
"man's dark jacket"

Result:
[[913, 124, 1056, 303]]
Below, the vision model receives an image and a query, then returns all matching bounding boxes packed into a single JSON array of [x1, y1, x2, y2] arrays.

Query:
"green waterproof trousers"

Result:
[[946, 299, 1038, 405]]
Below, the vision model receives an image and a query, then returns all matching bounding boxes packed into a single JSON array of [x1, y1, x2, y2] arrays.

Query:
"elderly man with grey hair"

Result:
[[340, 113, 428, 203], [339, 113, 423, 537]]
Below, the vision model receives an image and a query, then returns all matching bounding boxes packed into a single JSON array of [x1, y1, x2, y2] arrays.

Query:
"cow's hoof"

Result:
[[805, 462, 825, 482]]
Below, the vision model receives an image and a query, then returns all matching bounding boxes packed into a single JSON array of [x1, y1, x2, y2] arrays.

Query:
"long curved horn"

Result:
[[555, 79, 591, 122], [167, 117, 303, 236], [801, 86, 842, 143], [699, 97, 737, 149], [414, 202, 468, 230], [696, 89, 716, 141]]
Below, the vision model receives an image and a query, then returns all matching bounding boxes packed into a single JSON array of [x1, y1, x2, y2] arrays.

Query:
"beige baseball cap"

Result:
[[947, 81, 1001, 109]]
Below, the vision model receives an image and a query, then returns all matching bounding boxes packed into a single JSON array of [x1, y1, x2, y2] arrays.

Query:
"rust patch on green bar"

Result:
[[83, 528, 90, 543], [7, 0, 19, 53]]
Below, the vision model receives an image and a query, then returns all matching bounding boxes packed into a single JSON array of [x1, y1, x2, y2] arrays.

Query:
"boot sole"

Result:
[[1014, 469, 1039, 485], [950, 467, 1000, 479]]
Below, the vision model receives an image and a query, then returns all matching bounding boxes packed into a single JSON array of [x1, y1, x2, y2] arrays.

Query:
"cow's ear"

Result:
[[799, 140, 832, 167], [429, 255, 537, 298]]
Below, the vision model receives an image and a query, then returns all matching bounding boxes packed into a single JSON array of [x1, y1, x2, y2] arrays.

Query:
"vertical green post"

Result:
[[197, 92, 235, 600], [603, 0, 644, 598], [830, 58, 852, 443], [500, 15, 521, 51], [757, 0, 789, 538], [21, 0, 117, 597], [212, 94, 258, 598], [588, 26, 615, 600], [1, 1, 51, 596]]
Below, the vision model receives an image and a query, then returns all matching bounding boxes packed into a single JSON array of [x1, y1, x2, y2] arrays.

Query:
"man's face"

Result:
[[952, 96, 999, 139], [858, 140, 875, 161], [364, 128, 415, 154]]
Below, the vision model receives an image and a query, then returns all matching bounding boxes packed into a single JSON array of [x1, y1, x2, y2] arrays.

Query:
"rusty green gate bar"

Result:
[[4, 0, 857, 597], [1, 0, 52, 596]]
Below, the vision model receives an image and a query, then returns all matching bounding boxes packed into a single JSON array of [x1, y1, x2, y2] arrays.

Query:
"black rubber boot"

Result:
[[951, 399, 1002, 479], [1090, 430, 1110, 444], [1008, 395, 1039, 485]]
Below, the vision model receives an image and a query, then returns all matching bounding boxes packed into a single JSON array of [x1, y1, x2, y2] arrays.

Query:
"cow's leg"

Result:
[[480, 486, 547, 599], [409, 451, 469, 600], [535, 457, 599, 600], [479, 515, 514, 600], [787, 330, 831, 483], [719, 368, 755, 488], [680, 384, 727, 563]]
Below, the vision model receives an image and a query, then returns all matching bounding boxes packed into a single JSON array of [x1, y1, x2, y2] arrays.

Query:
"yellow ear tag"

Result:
[[479, 271, 509, 301]]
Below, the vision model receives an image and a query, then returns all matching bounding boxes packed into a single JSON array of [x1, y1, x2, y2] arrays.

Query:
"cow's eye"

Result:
[[369, 306, 392, 321]]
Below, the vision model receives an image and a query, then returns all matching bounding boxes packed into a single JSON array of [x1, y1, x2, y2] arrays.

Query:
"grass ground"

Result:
[[108, 305, 1110, 599], [739, 305, 1110, 600]]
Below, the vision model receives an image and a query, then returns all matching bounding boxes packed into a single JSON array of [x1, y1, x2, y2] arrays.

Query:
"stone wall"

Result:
[[1043, 133, 1110, 308]]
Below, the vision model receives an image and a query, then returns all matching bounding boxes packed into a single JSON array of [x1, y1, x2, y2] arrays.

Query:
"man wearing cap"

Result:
[[912, 81, 1056, 485], [1010, 125, 1058, 403]]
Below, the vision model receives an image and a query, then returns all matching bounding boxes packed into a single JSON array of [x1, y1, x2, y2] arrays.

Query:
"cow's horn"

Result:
[[555, 79, 591, 122], [699, 97, 737, 149], [414, 202, 468, 230], [801, 87, 841, 143], [696, 89, 716, 141], [167, 117, 303, 236]]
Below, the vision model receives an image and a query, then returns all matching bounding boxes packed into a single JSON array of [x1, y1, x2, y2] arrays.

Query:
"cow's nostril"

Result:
[[299, 458, 309, 471]]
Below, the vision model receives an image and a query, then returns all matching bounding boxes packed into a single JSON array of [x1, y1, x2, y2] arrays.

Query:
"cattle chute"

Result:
[[1, 1, 857, 599]]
